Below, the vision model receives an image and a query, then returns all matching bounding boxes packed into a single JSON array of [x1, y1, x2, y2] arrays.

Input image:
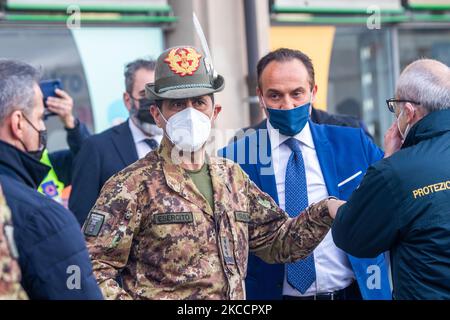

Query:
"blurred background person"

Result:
[[70, 59, 160, 226]]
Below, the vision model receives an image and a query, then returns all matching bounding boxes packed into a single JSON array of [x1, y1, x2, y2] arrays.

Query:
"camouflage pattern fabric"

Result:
[[85, 138, 333, 300], [0, 185, 28, 300]]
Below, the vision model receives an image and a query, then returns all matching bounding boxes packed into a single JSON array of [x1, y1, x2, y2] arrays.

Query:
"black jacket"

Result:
[[0, 140, 103, 300], [48, 119, 90, 186], [333, 109, 450, 300], [310, 107, 372, 138], [69, 120, 138, 226]]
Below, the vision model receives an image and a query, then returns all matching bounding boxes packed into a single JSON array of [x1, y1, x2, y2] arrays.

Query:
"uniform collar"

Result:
[[157, 138, 215, 216], [0, 140, 50, 189], [402, 109, 450, 148]]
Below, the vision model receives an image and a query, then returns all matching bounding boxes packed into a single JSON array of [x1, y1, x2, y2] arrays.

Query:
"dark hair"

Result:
[[257, 48, 315, 91], [155, 94, 215, 109], [124, 59, 156, 94]]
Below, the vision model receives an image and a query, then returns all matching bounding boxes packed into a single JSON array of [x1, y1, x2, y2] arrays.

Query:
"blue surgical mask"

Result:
[[261, 93, 313, 136]]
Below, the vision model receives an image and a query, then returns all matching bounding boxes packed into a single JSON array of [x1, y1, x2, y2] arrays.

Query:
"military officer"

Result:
[[0, 184, 28, 300], [84, 46, 340, 300]]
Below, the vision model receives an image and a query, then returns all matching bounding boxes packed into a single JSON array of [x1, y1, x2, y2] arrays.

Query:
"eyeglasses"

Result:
[[386, 98, 420, 113]]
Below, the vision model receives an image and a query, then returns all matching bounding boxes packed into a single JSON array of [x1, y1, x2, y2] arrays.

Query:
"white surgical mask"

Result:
[[397, 107, 411, 140], [158, 107, 213, 152]]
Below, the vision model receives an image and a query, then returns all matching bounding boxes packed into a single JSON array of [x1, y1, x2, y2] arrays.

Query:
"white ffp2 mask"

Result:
[[159, 107, 213, 152]]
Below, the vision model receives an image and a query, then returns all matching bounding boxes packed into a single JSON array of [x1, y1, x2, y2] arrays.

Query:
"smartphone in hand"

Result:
[[39, 79, 63, 119]]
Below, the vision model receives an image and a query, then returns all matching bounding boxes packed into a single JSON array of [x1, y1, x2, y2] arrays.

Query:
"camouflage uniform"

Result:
[[0, 185, 27, 300], [85, 139, 333, 300]]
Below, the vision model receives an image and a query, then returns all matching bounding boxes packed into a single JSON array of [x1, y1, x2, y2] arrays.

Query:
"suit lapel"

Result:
[[255, 120, 279, 205], [111, 120, 139, 167], [309, 121, 339, 197]]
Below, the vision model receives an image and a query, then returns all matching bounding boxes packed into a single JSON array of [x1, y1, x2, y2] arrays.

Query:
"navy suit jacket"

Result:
[[48, 120, 90, 186], [219, 120, 392, 300], [69, 120, 138, 225], [0, 141, 103, 300]]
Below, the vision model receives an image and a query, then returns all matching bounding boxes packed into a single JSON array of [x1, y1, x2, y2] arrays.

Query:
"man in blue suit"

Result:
[[69, 59, 162, 226], [220, 48, 391, 300]]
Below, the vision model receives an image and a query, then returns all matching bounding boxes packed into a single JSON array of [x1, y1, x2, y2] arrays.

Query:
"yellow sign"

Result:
[[270, 26, 336, 111], [412, 180, 450, 199]]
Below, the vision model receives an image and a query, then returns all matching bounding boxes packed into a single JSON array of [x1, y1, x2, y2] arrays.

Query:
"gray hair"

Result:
[[0, 59, 41, 123], [124, 59, 156, 94], [396, 58, 450, 114]]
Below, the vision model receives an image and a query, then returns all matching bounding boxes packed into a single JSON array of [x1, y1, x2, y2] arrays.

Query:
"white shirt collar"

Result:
[[128, 118, 162, 144], [267, 119, 315, 150]]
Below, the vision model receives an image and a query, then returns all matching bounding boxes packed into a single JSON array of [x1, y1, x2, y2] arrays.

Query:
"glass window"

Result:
[[327, 27, 395, 146], [398, 28, 450, 70], [0, 27, 94, 151], [0, 26, 163, 151]]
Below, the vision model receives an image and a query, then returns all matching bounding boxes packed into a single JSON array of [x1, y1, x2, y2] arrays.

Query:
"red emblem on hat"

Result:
[[164, 47, 202, 77]]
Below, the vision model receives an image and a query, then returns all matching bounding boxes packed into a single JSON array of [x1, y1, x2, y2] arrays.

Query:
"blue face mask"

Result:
[[262, 94, 312, 136]]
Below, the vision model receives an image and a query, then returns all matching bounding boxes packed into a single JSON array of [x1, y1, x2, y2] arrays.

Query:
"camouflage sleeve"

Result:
[[243, 169, 333, 264], [0, 186, 28, 300], [83, 177, 141, 300]]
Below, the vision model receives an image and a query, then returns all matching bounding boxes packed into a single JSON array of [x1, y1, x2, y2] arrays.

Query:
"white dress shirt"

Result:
[[266, 120, 354, 296], [128, 119, 163, 159]]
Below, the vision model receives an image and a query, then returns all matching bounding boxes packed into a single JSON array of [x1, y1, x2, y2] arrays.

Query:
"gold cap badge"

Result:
[[164, 47, 202, 77]]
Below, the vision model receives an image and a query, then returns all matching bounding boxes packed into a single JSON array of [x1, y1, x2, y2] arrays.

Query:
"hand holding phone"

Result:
[[39, 80, 75, 128], [40, 79, 63, 119]]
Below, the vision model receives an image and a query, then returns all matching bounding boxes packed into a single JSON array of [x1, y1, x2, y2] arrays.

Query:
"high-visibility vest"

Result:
[[38, 149, 65, 205]]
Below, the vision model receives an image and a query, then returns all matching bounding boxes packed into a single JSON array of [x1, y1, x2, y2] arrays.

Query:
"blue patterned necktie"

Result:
[[284, 137, 316, 294], [144, 138, 159, 151]]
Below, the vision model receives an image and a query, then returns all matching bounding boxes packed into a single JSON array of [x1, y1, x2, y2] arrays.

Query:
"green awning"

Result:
[[2, 2, 177, 24], [5, 2, 172, 13]]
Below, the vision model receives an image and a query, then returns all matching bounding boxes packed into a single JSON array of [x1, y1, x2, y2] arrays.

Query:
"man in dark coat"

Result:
[[0, 59, 102, 300], [331, 59, 450, 299]]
